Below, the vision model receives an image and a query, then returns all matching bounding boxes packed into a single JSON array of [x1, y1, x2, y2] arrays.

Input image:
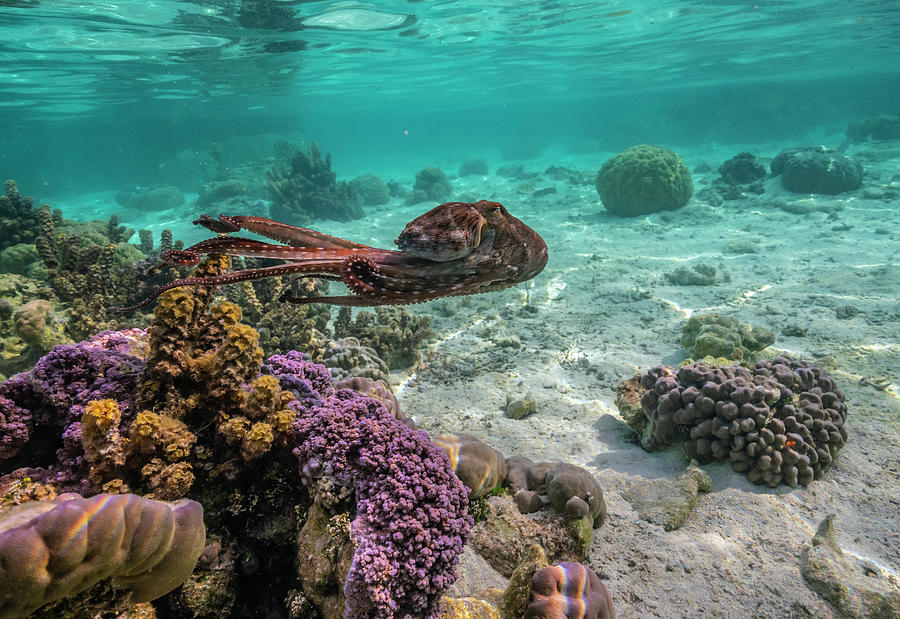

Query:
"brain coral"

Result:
[[628, 357, 847, 487], [595, 144, 693, 216], [0, 492, 205, 617], [524, 561, 615, 619]]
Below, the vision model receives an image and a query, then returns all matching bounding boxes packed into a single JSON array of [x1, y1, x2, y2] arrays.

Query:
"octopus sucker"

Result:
[[109, 200, 547, 311]]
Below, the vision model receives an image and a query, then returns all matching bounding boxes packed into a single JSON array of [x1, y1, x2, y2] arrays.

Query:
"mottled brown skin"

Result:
[[111, 201, 548, 312]]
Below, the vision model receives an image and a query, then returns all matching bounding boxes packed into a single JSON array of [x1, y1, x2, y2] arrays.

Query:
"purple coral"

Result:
[[293, 388, 472, 618], [263, 350, 333, 409], [0, 337, 143, 489]]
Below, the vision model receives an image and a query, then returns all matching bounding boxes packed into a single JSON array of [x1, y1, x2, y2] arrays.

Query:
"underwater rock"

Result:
[[504, 394, 537, 420], [622, 466, 711, 531], [665, 263, 728, 286], [469, 494, 587, 577], [459, 158, 490, 176], [524, 562, 615, 619], [771, 146, 863, 194], [621, 357, 848, 487], [501, 544, 549, 619], [681, 313, 774, 361], [295, 500, 354, 619], [433, 432, 508, 499], [120, 185, 185, 212], [800, 514, 900, 617], [0, 492, 205, 616], [595, 144, 693, 217]]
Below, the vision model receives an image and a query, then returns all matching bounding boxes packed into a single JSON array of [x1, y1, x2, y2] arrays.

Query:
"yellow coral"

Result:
[[246, 374, 282, 419], [219, 415, 251, 446], [141, 458, 194, 500], [129, 410, 161, 452], [208, 300, 242, 329], [81, 399, 127, 485], [101, 478, 131, 494], [242, 422, 274, 461], [155, 288, 196, 323], [270, 409, 296, 434]]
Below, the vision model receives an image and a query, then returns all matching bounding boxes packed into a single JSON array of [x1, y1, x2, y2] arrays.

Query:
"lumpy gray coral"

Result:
[[625, 356, 848, 487]]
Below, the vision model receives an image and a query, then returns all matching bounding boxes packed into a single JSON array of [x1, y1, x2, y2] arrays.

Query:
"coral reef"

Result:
[[225, 262, 331, 356], [681, 313, 774, 361], [524, 562, 615, 619], [433, 432, 508, 499], [621, 357, 848, 487], [0, 180, 41, 251], [406, 166, 452, 205], [595, 144, 693, 216], [771, 146, 863, 194], [1, 257, 472, 616], [267, 142, 362, 224], [0, 492, 205, 616], [350, 173, 390, 206], [333, 376, 401, 420], [333, 305, 434, 370]]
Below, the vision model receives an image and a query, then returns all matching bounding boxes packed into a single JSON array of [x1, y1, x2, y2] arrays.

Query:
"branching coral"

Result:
[[267, 142, 362, 224], [334, 305, 434, 370], [0, 180, 41, 251]]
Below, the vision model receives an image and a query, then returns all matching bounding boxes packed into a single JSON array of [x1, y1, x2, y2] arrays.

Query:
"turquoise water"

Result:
[[2, 0, 899, 200]]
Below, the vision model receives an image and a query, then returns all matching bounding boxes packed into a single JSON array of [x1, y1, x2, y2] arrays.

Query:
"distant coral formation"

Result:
[[595, 144, 693, 216], [771, 146, 863, 194], [267, 142, 362, 223]]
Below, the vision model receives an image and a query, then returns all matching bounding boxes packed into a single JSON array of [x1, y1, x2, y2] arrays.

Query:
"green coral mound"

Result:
[[595, 144, 693, 216], [681, 313, 775, 362]]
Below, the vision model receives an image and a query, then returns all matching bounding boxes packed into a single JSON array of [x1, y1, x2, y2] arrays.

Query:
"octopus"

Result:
[[113, 200, 548, 311]]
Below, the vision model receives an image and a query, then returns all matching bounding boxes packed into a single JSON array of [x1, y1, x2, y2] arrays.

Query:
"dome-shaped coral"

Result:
[[595, 144, 693, 216]]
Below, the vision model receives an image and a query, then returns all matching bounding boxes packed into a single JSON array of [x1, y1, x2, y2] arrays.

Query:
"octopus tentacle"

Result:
[[108, 260, 346, 314], [166, 237, 360, 263], [196, 214, 369, 250]]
